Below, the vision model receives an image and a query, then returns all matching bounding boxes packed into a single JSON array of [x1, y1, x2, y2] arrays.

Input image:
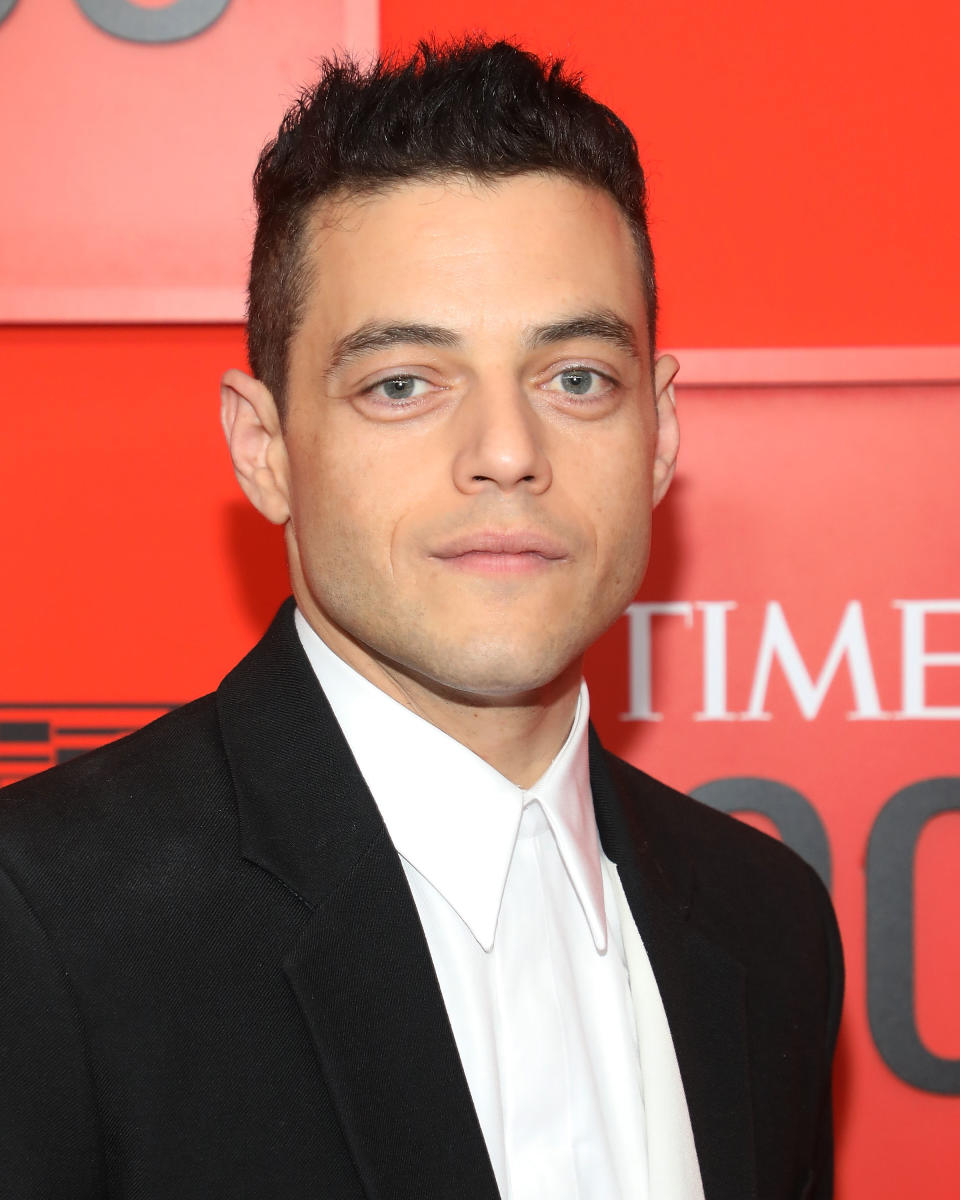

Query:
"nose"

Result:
[[451, 381, 552, 495]]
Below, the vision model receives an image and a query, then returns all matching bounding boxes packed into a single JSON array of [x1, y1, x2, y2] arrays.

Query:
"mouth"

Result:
[[430, 529, 569, 575]]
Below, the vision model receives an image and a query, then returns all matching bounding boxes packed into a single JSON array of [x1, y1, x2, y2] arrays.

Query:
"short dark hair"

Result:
[[247, 38, 657, 418]]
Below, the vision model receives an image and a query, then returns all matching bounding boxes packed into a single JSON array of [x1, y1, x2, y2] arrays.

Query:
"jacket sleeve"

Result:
[[0, 863, 104, 1200]]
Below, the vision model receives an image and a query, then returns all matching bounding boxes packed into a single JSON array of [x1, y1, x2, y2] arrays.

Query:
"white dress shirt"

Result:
[[295, 609, 649, 1200]]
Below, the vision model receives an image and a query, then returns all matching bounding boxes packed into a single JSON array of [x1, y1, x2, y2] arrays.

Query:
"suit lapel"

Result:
[[590, 730, 758, 1200], [282, 833, 500, 1200], [217, 601, 499, 1200]]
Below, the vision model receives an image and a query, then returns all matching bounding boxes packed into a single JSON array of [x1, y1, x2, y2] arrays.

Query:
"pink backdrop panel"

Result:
[[0, 0, 377, 319]]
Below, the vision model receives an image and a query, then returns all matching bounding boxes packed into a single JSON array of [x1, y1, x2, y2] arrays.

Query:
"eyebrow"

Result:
[[326, 322, 461, 376], [524, 310, 639, 358], [325, 308, 639, 377]]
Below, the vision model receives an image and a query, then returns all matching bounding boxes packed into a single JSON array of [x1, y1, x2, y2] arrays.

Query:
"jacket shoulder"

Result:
[[606, 750, 819, 881], [1, 692, 217, 800], [602, 750, 840, 967], [0, 694, 230, 882]]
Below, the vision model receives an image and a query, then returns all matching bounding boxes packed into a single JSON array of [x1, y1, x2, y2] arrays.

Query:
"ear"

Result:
[[651, 353, 680, 506], [220, 368, 291, 525]]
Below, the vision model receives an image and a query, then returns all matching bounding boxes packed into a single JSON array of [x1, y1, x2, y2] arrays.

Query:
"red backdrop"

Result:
[[2, 0, 959, 1195]]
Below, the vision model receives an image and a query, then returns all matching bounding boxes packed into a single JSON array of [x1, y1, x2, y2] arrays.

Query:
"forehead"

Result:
[[293, 173, 647, 352]]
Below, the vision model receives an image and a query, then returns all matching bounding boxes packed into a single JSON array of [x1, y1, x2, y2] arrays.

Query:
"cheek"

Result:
[[286, 442, 359, 559], [580, 448, 655, 593], [287, 443, 413, 584], [582, 439, 653, 536]]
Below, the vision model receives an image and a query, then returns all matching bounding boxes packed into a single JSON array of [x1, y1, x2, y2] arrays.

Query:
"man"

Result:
[[0, 39, 842, 1200]]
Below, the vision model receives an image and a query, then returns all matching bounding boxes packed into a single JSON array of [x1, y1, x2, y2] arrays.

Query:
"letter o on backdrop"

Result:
[[867, 778, 960, 1095], [76, 0, 231, 43]]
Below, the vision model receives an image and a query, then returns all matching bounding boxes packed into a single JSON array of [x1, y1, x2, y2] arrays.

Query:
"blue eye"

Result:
[[378, 376, 420, 400], [559, 369, 594, 395], [363, 375, 435, 405], [544, 367, 613, 398]]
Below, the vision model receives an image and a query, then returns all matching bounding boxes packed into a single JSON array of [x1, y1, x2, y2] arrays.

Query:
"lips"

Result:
[[430, 529, 569, 561]]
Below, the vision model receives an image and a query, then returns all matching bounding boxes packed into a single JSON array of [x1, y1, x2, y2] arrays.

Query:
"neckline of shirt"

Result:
[[294, 608, 607, 953]]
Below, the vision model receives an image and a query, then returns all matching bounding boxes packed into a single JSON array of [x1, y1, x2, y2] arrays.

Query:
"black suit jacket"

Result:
[[0, 600, 842, 1199]]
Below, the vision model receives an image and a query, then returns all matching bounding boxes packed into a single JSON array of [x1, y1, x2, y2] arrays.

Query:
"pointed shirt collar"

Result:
[[294, 609, 606, 952]]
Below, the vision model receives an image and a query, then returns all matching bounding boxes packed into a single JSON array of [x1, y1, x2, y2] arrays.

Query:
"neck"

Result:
[[299, 608, 583, 790]]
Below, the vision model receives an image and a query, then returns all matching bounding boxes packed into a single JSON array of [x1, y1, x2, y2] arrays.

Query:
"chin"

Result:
[[410, 638, 580, 702]]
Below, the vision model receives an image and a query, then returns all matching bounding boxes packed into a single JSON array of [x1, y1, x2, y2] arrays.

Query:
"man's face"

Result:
[[273, 172, 677, 701]]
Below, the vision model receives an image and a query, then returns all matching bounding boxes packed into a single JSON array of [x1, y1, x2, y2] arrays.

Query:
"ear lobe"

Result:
[[651, 354, 680, 507], [220, 368, 291, 526]]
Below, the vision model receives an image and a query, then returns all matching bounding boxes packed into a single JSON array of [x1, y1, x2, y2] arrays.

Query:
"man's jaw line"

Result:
[[299, 591, 576, 711], [292, 588, 584, 786]]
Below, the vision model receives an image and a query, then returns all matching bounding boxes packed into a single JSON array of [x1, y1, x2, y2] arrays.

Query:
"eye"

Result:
[[365, 374, 432, 404], [542, 367, 615, 398]]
